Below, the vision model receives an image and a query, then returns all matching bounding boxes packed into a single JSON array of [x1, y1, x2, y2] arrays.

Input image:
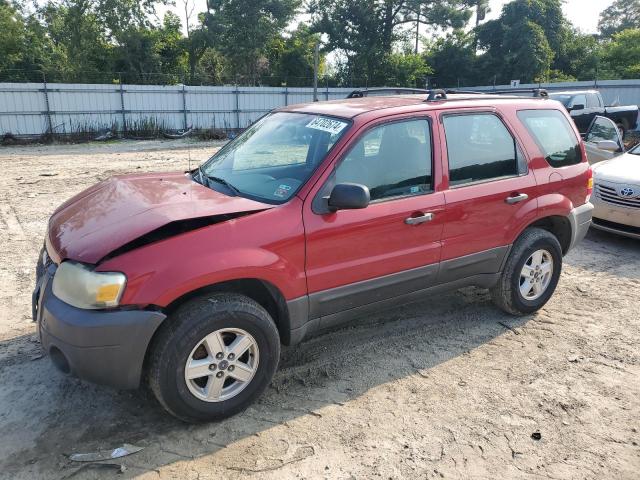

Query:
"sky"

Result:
[[159, 0, 616, 38]]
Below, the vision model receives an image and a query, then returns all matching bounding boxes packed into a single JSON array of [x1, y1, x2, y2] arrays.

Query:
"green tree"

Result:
[[204, 0, 300, 82], [382, 51, 431, 87], [476, 0, 567, 84], [0, 1, 28, 77], [599, 0, 640, 38], [425, 30, 479, 87], [268, 25, 323, 86], [113, 12, 187, 83], [39, 0, 113, 81], [553, 29, 601, 81], [310, 0, 472, 85], [599, 29, 640, 79]]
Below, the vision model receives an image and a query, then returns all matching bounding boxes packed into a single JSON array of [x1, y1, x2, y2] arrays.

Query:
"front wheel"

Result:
[[491, 228, 563, 315], [148, 293, 280, 422]]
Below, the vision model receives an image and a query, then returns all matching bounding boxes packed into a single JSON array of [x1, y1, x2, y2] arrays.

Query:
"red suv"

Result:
[[33, 89, 594, 422]]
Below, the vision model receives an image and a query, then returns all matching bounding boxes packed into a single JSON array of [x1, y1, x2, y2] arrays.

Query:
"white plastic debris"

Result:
[[68, 444, 143, 462]]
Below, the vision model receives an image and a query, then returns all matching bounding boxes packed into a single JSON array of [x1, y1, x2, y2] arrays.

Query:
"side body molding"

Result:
[[286, 245, 511, 345]]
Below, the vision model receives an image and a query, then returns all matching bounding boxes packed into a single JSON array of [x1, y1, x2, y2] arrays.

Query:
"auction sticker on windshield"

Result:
[[306, 116, 348, 135]]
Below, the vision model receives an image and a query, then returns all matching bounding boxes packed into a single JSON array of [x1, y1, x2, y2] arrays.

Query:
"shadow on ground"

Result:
[[0, 287, 529, 479]]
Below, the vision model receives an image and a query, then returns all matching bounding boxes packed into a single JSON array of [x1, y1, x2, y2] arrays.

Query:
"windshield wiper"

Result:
[[199, 168, 240, 196]]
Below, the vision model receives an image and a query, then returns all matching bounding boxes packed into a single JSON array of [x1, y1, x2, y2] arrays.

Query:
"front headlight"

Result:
[[52, 261, 127, 309]]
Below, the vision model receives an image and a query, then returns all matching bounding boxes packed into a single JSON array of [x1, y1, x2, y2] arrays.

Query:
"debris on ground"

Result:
[[68, 444, 143, 462], [62, 463, 126, 479]]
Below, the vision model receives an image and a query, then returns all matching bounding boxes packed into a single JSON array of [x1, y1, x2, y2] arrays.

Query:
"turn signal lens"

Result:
[[96, 284, 123, 303]]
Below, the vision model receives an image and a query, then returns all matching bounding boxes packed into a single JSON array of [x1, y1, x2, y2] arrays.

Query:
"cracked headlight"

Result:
[[52, 261, 126, 309]]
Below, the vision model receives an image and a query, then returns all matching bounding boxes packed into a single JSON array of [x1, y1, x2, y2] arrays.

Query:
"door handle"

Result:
[[505, 193, 528, 205], [405, 213, 434, 225]]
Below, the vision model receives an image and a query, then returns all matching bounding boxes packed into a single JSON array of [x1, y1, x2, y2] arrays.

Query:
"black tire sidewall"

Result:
[[508, 235, 562, 313], [156, 302, 279, 422]]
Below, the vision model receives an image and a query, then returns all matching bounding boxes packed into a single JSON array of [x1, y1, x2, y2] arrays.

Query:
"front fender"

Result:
[[98, 200, 307, 307]]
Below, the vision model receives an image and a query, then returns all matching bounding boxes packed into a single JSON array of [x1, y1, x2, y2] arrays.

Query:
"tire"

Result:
[[148, 293, 280, 423], [491, 228, 563, 316], [616, 122, 627, 140]]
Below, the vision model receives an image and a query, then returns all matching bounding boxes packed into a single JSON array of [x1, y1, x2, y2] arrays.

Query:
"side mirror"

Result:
[[570, 104, 585, 111], [595, 140, 621, 152], [328, 183, 370, 212]]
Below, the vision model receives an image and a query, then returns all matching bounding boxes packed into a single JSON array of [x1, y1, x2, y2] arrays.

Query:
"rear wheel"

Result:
[[148, 293, 280, 422], [491, 228, 562, 315]]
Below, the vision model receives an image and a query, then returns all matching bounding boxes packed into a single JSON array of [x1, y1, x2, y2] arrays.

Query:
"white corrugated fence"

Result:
[[2, 80, 640, 137]]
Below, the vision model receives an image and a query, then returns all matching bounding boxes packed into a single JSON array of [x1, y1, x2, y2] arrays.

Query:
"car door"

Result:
[[303, 116, 445, 326], [567, 94, 590, 132], [437, 110, 539, 284], [584, 116, 624, 164]]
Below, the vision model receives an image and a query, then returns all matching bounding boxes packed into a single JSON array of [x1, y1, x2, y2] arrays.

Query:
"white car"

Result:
[[586, 117, 640, 239]]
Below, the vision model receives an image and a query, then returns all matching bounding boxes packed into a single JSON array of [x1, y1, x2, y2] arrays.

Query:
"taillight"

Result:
[[586, 166, 593, 202]]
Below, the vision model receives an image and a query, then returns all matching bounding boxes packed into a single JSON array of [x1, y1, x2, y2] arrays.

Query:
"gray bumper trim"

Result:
[[567, 202, 594, 252], [37, 280, 166, 389]]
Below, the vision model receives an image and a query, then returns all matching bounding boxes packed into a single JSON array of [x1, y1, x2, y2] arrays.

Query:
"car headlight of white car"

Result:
[[52, 261, 127, 309]]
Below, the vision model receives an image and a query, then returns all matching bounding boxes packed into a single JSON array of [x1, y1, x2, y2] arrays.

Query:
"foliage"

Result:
[[599, 0, 640, 38], [425, 30, 479, 87], [1, 0, 639, 88], [599, 29, 640, 80], [267, 25, 323, 86], [309, 0, 473, 85], [204, 0, 300, 82], [475, 0, 567, 84]]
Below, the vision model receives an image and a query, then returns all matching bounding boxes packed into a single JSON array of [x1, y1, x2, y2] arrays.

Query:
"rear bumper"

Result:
[[34, 263, 166, 389], [567, 202, 594, 252]]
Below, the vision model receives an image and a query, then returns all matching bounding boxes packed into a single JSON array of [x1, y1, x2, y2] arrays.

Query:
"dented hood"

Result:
[[47, 172, 273, 264]]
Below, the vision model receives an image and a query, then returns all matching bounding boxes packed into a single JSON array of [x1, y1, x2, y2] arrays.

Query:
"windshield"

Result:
[[630, 143, 640, 155], [199, 112, 350, 203]]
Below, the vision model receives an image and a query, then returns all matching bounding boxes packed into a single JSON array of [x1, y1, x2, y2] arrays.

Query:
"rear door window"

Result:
[[587, 93, 601, 108], [518, 109, 582, 167], [569, 94, 587, 109], [443, 113, 522, 187]]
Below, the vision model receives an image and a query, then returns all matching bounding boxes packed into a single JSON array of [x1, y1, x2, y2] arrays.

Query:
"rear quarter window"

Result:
[[517, 109, 582, 167]]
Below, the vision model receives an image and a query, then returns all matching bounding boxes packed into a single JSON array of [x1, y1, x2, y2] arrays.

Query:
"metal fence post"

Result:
[[181, 83, 188, 131], [119, 73, 127, 134], [41, 72, 53, 135], [284, 85, 289, 106], [234, 82, 240, 131], [325, 79, 329, 101]]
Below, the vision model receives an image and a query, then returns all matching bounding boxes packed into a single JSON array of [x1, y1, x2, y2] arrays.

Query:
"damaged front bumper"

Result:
[[33, 257, 166, 390]]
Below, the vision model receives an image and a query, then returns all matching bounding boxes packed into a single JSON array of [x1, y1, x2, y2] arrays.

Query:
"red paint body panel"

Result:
[[47, 172, 272, 264], [45, 94, 591, 312], [302, 111, 446, 293], [99, 198, 306, 306]]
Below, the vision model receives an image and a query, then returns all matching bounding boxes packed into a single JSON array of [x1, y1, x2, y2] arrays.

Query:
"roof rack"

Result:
[[445, 88, 549, 98], [425, 89, 448, 101], [346, 87, 431, 98]]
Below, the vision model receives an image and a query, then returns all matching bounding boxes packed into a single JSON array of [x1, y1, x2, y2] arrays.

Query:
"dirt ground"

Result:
[[0, 139, 638, 480]]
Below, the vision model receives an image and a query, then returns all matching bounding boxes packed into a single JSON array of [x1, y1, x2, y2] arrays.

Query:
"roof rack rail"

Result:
[[488, 88, 549, 98], [444, 88, 487, 95], [346, 87, 431, 98], [444, 88, 549, 98]]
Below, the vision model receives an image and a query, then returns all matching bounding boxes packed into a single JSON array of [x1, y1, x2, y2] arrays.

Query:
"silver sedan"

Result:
[[591, 149, 640, 239]]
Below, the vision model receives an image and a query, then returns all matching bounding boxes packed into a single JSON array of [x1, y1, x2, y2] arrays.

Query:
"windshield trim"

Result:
[[198, 112, 353, 205]]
